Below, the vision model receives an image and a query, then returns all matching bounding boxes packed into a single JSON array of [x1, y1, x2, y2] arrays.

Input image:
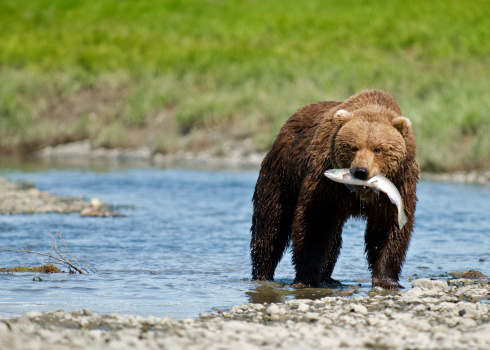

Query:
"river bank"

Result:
[[0, 279, 489, 350], [35, 139, 265, 170], [33, 140, 490, 186]]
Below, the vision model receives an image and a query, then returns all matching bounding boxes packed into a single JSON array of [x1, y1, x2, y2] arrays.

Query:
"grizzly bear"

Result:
[[251, 90, 418, 289]]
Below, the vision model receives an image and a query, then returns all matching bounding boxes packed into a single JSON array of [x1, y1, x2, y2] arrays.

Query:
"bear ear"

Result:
[[392, 116, 412, 137], [333, 109, 354, 127]]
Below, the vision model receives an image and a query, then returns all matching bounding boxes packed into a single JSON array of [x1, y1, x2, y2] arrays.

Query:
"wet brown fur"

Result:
[[251, 90, 419, 288]]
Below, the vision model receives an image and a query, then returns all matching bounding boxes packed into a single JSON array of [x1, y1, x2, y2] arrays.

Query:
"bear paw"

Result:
[[322, 277, 341, 286], [372, 276, 404, 289]]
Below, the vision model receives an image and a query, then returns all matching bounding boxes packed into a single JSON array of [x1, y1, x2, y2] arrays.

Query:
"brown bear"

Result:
[[251, 89, 418, 289]]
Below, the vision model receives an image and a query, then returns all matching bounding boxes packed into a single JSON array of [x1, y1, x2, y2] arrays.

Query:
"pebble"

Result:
[[266, 304, 281, 315], [412, 278, 449, 291], [297, 303, 310, 313], [1, 279, 489, 350]]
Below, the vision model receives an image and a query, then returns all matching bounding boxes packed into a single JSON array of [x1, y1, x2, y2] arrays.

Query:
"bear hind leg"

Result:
[[251, 195, 294, 281], [251, 223, 291, 281]]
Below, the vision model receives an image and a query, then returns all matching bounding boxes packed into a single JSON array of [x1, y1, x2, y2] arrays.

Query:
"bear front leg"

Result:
[[291, 200, 344, 287], [365, 212, 413, 289], [321, 226, 343, 285], [291, 222, 340, 287]]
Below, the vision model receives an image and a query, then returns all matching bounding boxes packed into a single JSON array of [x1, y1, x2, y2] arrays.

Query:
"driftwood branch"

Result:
[[56, 232, 97, 273], [2, 232, 95, 274]]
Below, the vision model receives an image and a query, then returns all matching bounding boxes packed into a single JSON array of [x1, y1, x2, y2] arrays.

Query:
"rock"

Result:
[[346, 304, 368, 315], [26, 188, 41, 196], [266, 304, 281, 315], [297, 303, 310, 313], [89, 198, 104, 209], [398, 287, 425, 301], [454, 285, 490, 300], [411, 279, 449, 291], [450, 271, 464, 278], [462, 270, 487, 279], [24, 311, 43, 319], [82, 308, 93, 316]]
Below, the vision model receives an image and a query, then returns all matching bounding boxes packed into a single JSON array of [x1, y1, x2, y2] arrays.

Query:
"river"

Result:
[[0, 163, 489, 319]]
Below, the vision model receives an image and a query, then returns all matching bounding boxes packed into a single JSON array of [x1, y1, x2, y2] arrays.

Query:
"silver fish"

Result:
[[324, 168, 408, 229]]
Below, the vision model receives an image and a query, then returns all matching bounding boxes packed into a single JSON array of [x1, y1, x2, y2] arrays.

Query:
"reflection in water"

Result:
[[246, 280, 366, 305]]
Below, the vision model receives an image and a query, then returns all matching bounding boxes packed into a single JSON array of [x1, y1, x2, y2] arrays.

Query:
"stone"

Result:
[[412, 279, 449, 291], [266, 304, 281, 315]]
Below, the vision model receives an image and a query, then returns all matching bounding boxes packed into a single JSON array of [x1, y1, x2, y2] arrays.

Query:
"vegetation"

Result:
[[1, 0, 489, 171], [0, 264, 61, 273]]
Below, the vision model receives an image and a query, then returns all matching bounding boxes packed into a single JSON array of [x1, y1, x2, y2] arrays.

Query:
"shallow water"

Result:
[[0, 164, 489, 319]]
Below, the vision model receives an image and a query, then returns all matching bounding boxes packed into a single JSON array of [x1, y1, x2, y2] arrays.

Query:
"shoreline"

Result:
[[1, 278, 489, 349], [20, 140, 490, 186], [34, 139, 266, 170]]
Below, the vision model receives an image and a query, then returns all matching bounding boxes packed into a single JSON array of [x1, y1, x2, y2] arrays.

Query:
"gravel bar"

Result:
[[0, 176, 90, 215], [1, 279, 489, 350]]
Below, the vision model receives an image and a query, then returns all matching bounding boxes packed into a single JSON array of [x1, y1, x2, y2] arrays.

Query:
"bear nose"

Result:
[[352, 167, 370, 180]]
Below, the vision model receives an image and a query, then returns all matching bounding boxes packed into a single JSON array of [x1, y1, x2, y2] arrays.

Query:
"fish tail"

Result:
[[398, 210, 408, 229]]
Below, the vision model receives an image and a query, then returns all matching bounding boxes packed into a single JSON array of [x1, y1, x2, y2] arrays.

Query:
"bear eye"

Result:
[[374, 147, 381, 155], [350, 146, 359, 153]]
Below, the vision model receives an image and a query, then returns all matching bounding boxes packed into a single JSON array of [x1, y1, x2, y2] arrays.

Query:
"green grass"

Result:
[[1, 0, 490, 171]]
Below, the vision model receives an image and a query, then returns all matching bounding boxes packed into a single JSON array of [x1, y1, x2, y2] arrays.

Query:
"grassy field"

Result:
[[1, 0, 489, 171]]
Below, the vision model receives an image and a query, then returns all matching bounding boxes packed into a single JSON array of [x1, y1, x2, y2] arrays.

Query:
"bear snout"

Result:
[[351, 166, 370, 180]]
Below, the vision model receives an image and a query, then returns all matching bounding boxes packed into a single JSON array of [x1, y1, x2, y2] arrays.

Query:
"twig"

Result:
[[50, 233, 87, 273], [2, 233, 92, 274], [80, 259, 97, 273], [3, 246, 84, 274], [55, 232, 97, 273]]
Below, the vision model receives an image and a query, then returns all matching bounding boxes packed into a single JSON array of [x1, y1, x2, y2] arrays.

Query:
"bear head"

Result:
[[333, 105, 412, 191]]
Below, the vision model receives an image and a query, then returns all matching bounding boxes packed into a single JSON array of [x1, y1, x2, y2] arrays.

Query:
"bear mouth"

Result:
[[345, 184, 370, 194]]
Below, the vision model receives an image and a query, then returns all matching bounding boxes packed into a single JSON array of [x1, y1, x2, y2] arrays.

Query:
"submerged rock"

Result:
[[463, 270, 487, 279], [80, 208, 125, 218]]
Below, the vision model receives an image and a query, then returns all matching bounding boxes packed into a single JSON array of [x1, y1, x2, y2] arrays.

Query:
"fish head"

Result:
[[323, 168, 350, 180]]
